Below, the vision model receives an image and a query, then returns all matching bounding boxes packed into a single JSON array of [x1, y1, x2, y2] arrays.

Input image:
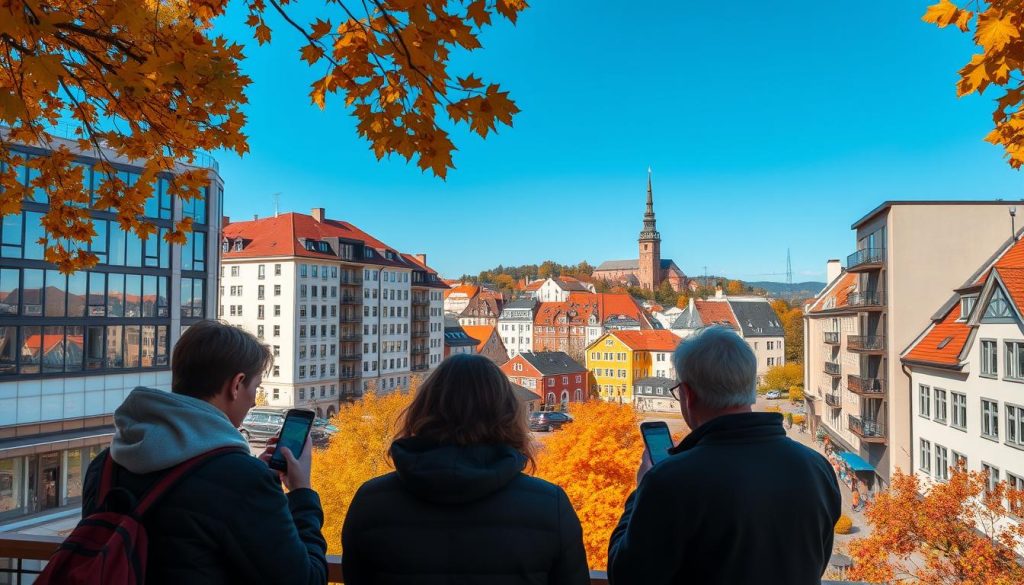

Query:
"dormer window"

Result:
[[960, 295, 977, 320]]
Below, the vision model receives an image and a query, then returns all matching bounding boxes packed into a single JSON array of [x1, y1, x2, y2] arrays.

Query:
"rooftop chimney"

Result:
[[826, 259, 841, 284], [312, 207, 325, 223], [414, 253, 427, 267]]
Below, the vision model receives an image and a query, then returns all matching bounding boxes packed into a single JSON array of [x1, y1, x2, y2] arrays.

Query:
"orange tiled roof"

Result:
[[611, 330, 681, 351], [694, 300, 738, 329], [462, 325, 497, 353], [903, 304, 969, 367]]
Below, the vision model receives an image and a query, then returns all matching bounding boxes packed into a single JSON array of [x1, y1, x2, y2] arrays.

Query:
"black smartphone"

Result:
[[640, 421, 674, 465], [269, 409, 315, 472]]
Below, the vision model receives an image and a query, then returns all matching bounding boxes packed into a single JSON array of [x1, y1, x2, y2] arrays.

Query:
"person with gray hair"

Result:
[[607, 326, 841, 585]]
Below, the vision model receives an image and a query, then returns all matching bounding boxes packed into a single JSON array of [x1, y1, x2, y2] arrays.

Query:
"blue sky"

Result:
[[210, 1, 1023, 281]]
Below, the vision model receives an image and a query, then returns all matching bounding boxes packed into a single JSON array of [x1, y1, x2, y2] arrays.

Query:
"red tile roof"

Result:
[[693, 300, 739, 329], [462, 325, 497, 353], [611, 330, 681, 351]]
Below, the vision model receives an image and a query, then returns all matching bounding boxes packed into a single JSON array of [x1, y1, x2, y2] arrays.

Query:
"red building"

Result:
[[500, 351, 588, 409]]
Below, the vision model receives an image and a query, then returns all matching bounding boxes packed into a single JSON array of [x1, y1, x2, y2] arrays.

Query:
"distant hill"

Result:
[[746, 281, 826, 301]]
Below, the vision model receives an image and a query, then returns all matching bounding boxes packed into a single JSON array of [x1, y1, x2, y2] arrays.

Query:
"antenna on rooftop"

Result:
[[273, 192, 281, 218]]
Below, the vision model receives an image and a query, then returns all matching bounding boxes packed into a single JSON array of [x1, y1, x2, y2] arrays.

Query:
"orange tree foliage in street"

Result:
[[311, 390, 412, 554], [924, 1, 1024, 169], [848, 469, 1024, 584], [0, 0, 524, 272], [534, 400, 646, 571]]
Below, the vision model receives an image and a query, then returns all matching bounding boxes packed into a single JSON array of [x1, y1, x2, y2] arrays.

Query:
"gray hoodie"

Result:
[[110, 386, 250, 474]]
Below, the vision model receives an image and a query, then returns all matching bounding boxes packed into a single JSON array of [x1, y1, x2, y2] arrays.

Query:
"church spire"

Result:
[[639, 167, 660, 242]]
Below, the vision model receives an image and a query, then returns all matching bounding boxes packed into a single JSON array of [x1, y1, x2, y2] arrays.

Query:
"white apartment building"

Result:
[[903, 234, 1024, 527], [220, 209, 445, 414], [804, 201, 1018, 489], [0, 137, 223, 525], [497, 298, 537, 357]]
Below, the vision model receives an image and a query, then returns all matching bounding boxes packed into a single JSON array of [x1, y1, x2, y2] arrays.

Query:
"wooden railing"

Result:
[[0, 533, 609, 583]]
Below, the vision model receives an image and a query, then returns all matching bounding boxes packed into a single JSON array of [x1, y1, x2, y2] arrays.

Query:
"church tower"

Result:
[[637, 168, 662, 291]]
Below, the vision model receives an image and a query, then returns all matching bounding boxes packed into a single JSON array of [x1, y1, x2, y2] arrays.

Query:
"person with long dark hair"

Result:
[[341, 353, 590, 584]]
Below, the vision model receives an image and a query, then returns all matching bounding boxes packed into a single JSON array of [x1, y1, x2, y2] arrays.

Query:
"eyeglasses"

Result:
[[668, 383, 682, 401]]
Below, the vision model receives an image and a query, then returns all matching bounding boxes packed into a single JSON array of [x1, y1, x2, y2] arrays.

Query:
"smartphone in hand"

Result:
[[269, 409, 315, 472], [640, 421, 674, 465]]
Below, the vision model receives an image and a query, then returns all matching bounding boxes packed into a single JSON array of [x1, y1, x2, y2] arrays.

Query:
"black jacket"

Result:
[[83, 449, 329, 585], [341, 437, 590, 585], [608, 412, 841, 585]]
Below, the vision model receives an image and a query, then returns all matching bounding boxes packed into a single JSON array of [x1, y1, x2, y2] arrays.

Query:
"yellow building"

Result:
[[586, 330, 681, 403]]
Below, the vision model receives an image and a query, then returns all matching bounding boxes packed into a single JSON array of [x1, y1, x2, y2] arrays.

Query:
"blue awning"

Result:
[[838, 451, 875, 472]]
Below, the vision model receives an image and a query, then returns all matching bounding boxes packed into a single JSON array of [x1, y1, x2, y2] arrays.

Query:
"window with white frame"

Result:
[[919, 439, 932, 475], [919, 384, 931, 418], [951, 392, 967, 429], [982, 399, 999, 439], [934, 388, 947, 424], [982, 340, 998, 377]]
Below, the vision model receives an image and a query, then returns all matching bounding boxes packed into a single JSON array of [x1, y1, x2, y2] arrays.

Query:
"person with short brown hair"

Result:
[[341, 353, 590, 585], [81, 320, 328, 584]]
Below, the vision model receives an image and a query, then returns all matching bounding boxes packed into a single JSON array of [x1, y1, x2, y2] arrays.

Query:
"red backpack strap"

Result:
[[133, 446, 247, 516]]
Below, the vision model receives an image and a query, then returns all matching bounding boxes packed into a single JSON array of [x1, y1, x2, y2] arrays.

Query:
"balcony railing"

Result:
[[847, 290, 885, 309], [0, 533, 863, 584], [847, 375, 885, 396], [848, 335, 885, 353], [848, 415, 886, 442], [823, 331, 840, 345], [847, 247, 885, 272], [825, 392, 842, 408], [824, 361, 842, 376]]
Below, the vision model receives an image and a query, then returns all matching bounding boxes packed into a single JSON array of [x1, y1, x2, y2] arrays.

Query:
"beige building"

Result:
[[804, 201, 1019, 489]]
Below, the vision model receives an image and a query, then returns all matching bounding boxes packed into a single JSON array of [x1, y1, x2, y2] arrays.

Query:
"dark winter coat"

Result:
[[607, 412, 841, 585], [341, 437, 590, 585]]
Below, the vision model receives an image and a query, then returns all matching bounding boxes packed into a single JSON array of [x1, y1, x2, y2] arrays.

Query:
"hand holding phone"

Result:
[[269, 409, 315, 473], [640, 421, 674, 465]]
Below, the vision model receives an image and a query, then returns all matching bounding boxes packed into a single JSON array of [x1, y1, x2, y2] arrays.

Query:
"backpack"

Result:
[[36, 446, 243, 585]]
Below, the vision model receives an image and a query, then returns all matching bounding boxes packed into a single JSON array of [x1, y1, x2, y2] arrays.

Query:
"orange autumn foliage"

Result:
[[924, 2, 1024, 170], [534, 401, 645, 571], [310, 390, 413, 555], [0, 0, 524, 272], [849, 468, 1024, 584]]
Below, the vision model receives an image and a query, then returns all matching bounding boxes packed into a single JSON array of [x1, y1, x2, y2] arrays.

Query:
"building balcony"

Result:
[[847, 247, 885, 272], [340, 296, 363, 305], [823, 331, 840, 345], [847, 375, 885, 397], [848, 335, 885, 354], [847, 290, 885, 311], [0, 533, 859, 584], [825, 392, 842, 408], [848, 415, 886, 443], [339, 352, 363, 361], [824, 361, 842, 376]]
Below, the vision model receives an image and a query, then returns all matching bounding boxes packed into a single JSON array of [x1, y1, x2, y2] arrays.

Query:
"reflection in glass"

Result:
[[87, 272, 105, 317], [0, 269, 17, 315], [141, 325, 155, 367], [89, 219, 107, 263], [107, 273, 124, 317], [1, 213, 21, 258], [124, 325, 140, 368], [105, 325, 123, 369], [22, 269, 42, 315], [157, 276, 168, 317], [125, 274, 141, 317], [142, 276, 156, 317], [108, 225, 125, 266], [20, 326, 41, 374], [126, 230, 142, 267], [155, 325, 168, 366], [85, 326, 104, 370], [41, 325, 64, 373], [67, 271, 86, 317], [24, 211, 44, 260], [44, 270, 66, 317], [0, 326, 15, 375], [65, 326, 83, 372]]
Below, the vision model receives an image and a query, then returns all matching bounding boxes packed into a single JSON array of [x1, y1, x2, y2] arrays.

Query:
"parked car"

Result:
[[765, 390, 782, 400], [239, 407, 334, 448], [528, 411, 573, 432]]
